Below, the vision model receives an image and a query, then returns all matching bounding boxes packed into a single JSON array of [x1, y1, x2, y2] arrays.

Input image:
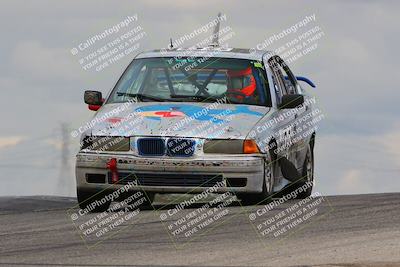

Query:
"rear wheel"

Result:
[[238, 158, 274, 205]]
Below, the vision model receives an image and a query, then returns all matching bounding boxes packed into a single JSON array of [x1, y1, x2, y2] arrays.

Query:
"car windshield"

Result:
[[107, 57, 271, 106]]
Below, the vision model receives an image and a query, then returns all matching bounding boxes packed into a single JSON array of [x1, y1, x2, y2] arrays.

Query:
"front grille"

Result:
[[166, 138, 196, 157], [137, 138, 165, 156], [137, 137, 196, 157], [109, 172, 223, 187]]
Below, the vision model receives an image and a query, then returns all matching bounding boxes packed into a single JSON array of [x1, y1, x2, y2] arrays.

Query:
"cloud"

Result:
[[316, 125, 400, 196], [44, 138, 63, 150], [377, 124, 400, 168], [11, 40, 80, 83], [336, 169, 372, 194], [0, 136, 24, 149], [141, 0, 208, 8]]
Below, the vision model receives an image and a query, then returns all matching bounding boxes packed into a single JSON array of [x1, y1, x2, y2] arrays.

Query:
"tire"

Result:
[[77, 188, 111, 213], [238, 158, 275, 205], [294, 143, 314, 199]]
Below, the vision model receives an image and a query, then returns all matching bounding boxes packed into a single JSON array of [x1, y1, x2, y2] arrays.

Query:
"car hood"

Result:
[[89, 102, 270, 139]]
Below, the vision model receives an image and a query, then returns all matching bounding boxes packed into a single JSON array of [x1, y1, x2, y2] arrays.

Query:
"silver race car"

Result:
[[76, 39, 317, 211]]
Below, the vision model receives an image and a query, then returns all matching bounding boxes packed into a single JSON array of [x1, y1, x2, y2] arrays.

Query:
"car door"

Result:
[[282, 61, 310, 171], [276, 57, 309, 171], [267, 56, 298, 168]]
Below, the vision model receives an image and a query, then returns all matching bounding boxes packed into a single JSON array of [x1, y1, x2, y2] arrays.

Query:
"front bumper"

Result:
[[75, 152, 265, 194]]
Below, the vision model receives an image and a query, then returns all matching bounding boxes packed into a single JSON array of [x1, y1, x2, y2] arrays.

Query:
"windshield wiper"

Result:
[[170, 94, 246, 104], [170, 94, 222, 102], [225, 98, 244, 104], [117, 92, 164, 102], [169, 94, 250, 105]]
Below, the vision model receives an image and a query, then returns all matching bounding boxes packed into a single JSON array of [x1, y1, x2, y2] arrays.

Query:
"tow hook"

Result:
[[106, 158, 119, 183]]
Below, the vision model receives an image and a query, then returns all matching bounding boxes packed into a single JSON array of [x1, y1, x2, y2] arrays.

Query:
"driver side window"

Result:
[[277, 58, 298, 95], [268, 57, 286, 106], [281, 62, 297, 95], [271, 71, 283, 104], [269, 57, 299, 96]]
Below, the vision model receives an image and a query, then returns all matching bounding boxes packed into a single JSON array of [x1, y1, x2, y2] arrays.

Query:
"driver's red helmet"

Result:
[[227, 67, 256, 97]]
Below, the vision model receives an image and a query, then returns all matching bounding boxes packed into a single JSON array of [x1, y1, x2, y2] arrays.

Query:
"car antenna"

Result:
[[210, 12, 222, 47], [169, 38, 174, 49]]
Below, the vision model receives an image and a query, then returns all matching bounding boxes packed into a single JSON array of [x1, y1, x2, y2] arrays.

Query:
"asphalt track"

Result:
[[0, 193, 399, 267]]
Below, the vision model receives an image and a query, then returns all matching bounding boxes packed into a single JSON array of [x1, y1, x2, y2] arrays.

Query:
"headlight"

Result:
[[203, 139, 260, 154], [81, 136, 130, 151]]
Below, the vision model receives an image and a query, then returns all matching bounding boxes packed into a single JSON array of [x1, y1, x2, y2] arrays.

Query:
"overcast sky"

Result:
[[1, 0, 399, 196]]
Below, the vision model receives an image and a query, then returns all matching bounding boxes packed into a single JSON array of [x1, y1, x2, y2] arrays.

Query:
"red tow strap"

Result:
[[106, 158, 119, 183]]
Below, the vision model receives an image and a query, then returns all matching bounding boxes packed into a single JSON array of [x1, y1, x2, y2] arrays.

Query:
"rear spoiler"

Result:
[[295, 76, 316, 88], [284, 76, 316, 88]]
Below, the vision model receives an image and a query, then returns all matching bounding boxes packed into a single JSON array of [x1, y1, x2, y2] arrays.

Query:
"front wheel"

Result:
[[294, 143, 314, 199], [238, 158, 274, 205]]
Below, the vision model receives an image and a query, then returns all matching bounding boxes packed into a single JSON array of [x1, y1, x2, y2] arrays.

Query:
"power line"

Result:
[[57, 123, 75, 197]]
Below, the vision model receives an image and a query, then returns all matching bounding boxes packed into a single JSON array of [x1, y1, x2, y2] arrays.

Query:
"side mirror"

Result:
[[279, 94, 304, 109], [84, 90, 103, 111]]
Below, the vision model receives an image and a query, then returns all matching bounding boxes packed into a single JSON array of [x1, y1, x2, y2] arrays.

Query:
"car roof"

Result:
[[135, 47, 274, 61]]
